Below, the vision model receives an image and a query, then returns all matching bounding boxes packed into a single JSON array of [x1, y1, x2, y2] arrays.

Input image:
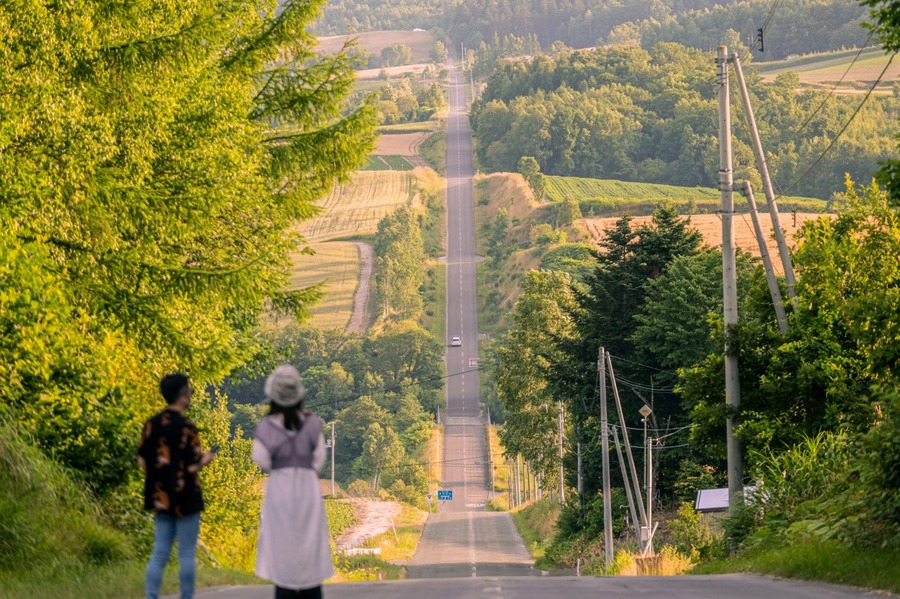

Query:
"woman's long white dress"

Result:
[[253, 413, 334, 590]]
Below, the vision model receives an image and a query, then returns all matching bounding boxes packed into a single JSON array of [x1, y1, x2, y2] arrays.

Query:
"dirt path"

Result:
[[346, 241, 373, 333], [335, 499, 402, 550]]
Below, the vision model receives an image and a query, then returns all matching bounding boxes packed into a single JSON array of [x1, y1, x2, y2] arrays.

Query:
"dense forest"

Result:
[[312, 0, 869, 61], [470, 43, 899, 199]]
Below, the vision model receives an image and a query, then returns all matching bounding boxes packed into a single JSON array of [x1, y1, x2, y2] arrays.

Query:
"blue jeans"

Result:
[[146, 512, 201, 599]]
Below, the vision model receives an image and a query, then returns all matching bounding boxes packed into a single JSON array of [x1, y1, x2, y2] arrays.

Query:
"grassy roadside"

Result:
[[420, 131, 445, 175], [331, 504, 430, 583], [510, 499, 560, 570], [0, 562, 261, 599], [693, 540, 900, 594]]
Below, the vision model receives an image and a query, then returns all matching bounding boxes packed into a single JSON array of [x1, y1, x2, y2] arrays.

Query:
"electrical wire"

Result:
[[791, 30, 876, 139], [771, 52, 897, 201], [304, 366, 483, 411]]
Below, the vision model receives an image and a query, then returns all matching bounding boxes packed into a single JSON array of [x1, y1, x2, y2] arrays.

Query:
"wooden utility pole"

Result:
[[732, 53, 797, 309], [719, 46, 744, 512], [558, 400, 565, 504], [607, 353, 648, 535], [741, 181, 788, 334], [612, 425, 641, 545], [331, 421, 336, 496], [576, 440, 583, 509], [599, 348, 613, 572]]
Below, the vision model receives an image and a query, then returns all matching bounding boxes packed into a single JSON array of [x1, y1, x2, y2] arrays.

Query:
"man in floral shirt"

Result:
[[138, 373, 216, 599]]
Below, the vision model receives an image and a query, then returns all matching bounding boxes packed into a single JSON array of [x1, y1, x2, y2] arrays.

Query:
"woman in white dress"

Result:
[[253, 364, 334, 599]]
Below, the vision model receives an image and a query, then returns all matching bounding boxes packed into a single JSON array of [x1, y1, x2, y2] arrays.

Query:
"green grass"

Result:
[[545, 175, 827, 215], [325, 499, 358, 539], [419, 131, 445, 175], [510, 498, 560, 567], [420, 261, 445, 346], [0, 556, 262, 599], [693, 539, 900, 594]]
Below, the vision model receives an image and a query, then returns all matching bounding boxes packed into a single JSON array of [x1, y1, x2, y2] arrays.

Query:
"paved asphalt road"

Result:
[[405, 56, 535, 580], [168, 57, 889, 599], [183, 574, 884, 598]]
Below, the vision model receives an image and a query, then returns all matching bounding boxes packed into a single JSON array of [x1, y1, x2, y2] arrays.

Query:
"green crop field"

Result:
[[381, 155, 413, 170], [545, 176, 720, 203], [288, 241, 362, 330], [545, 175, 827, 215], [296, 171, 416, 242], [362, 156, 392, 171]]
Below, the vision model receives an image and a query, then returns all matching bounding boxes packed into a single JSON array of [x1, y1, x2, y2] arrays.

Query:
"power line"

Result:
[[792, 30, 876, 139], [304, 366, 483, 411], [772, 52, 896, 201]]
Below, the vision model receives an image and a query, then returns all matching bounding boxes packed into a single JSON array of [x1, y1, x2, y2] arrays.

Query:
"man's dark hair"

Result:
[[160, 373, 190, 405]]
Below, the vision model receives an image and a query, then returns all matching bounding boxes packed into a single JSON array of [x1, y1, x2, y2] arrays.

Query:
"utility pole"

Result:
[[515, 454, 522, 507], [732, 53, 797, 309], [719, 46, 744, 512], [599, 348, 613, 572], [612, 425, 640, 545], [640, 404, 653, 555], [331, 421, 336, 496], [576, 440, 583, 509], [558, 400, 565, 504], [740, 181, 788, 334], [607, 353, 648, 536]]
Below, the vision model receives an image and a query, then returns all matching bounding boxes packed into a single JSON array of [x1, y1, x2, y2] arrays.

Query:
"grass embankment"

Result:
[[511, 499, 561, 569], [694, 540, 900, 594], [0, 423, 261, 599], [419, 131, 445, 175]]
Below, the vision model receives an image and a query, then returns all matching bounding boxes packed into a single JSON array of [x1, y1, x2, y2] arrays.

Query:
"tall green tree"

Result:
[[0, 0, 376, 484]]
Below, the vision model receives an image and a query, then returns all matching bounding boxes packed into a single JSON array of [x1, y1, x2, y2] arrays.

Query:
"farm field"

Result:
[[288, 241, 362, 330], [756, 46, 900, 93], [356, 63, 433, 79], [583, 212, 832, 275], [316, 30, 434, 65], [374, 132, 432, 156], [295, 170, 417, 242], [545, 175, 827, 214]]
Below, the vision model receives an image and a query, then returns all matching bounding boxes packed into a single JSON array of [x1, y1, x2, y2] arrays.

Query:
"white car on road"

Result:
[[450, 337, 462, 347]]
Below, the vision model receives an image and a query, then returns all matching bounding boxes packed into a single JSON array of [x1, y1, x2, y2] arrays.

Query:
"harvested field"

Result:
[[317, 30, 434, 65], [583, 212, 833, 275], [296, 171, 417, 242], [289, 241, 361, 330], [756, 47, 900, 94], [374, 132, 433, 156]]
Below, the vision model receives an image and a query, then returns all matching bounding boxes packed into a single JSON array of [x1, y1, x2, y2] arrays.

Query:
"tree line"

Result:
[[470, 42, 899, 199], [489, 182, 899, 555], [1, 0, 376, 575]]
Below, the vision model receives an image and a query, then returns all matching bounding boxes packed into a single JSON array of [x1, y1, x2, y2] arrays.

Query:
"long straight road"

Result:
[[406, 58, 535, 579]]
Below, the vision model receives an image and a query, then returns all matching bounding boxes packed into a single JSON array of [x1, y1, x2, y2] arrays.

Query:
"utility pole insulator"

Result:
[[757, 28, 764, 52]]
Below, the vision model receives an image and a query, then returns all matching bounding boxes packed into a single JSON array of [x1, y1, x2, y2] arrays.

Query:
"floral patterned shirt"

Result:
[[138, 408, 205, 517]]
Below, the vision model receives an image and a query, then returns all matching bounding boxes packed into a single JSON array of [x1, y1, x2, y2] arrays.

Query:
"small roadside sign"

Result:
[[437, 489, 453, 501], [426, 493, 433, 504]]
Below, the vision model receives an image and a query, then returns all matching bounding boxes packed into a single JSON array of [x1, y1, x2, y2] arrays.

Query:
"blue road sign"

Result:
[[437, 490, 452, 501]]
